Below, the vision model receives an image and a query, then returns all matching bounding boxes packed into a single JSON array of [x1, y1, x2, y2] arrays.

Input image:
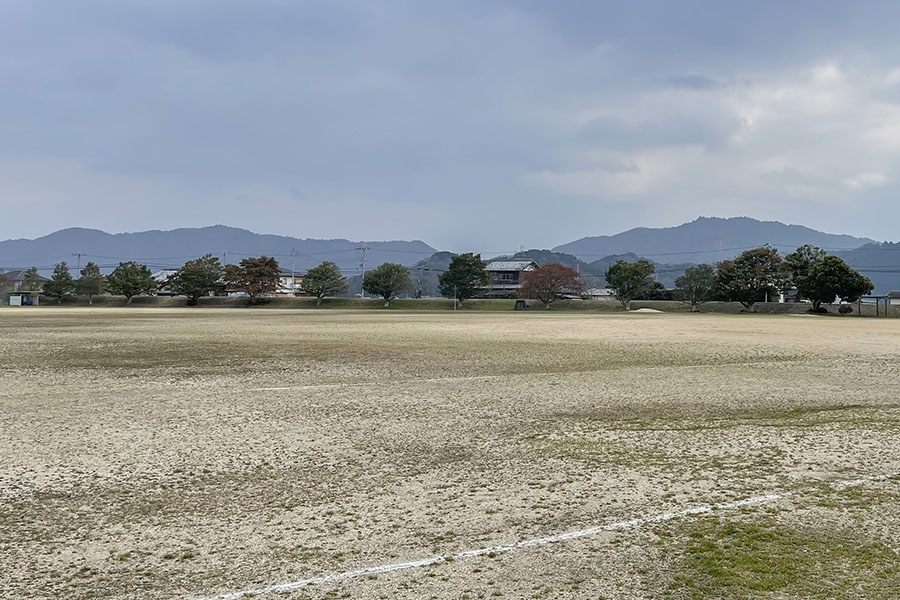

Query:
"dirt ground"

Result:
[[1, 308, 898, 599]]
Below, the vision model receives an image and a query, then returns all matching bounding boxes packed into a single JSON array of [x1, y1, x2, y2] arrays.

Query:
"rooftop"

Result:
[[0, 270, 48, 282], [485, 260, 538, 272]]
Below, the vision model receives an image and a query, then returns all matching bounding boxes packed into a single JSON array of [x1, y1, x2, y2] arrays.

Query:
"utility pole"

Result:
[[72, 252, 87, 270], [290, 248, 297, 294], [357, 246, 370, 298]]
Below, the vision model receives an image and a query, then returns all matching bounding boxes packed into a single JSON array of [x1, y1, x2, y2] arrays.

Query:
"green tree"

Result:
[[715, 246, 788, 310], [303, 261, 347, 306], [518, 263, 582, 308], [805, 256, 873, 310], [43, 262, 76, 303], [674, 264, 716, 312], [167, 254, 224, 305], [76, 262, 105, 304], [107, 261, 157, 304], [23, 266, 43, 291], [786, 244, 828, 305], [605, 258, 655, 310], [224, 256, 280, 303], [438, 253, 488, 303], [363, 263, 410, 307]]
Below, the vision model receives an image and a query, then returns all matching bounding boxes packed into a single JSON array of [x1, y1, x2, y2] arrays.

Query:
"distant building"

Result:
[[278, 269, 304, 295], [151, 269, 179, 296], [0, 269, 48, 292], [889, 291, 900, 306], [778, 287, 803, 303], [584, 287, 615, 300], [484, 259, 538, 298]]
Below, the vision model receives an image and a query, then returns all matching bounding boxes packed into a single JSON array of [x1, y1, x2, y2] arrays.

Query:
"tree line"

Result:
[[606, 244, 872, 312], [26, 253, 487, 307], [21, 244, 873, 311]]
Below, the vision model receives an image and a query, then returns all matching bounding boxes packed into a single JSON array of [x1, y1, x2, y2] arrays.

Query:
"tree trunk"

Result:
[[624, 299, 631, 311], [126, 296, 133, 305], [316, 296, 322, 306], [384, 298, 391, 307]]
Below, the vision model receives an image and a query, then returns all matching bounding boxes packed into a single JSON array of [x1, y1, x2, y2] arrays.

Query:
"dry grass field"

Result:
[[2, 308, 899, 600]]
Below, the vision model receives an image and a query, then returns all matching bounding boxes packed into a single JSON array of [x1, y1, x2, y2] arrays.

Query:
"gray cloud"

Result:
[[2, 1, 900, 249], [666, 75, 725, 90]]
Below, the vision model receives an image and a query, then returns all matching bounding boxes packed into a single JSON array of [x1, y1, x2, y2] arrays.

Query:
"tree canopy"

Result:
[[605, 258, 655, 310], [303, 261, 347, 305], [518, 263, 582, 307], [786, 245, 871, 310], [363, 262, 410, 307], [77, 262, 105, 304], [438, 253, 488, 302], [805, 255, 873, 309], [23, 266, 43, 292], [786, 244, 828, 283], [168, 254, 224, 305], [107, 261, 157, 304], [715, 246, 788, 310], [225, 256, 281, 303], [43, 262, 76, 303], [674, 264, 715, 311]]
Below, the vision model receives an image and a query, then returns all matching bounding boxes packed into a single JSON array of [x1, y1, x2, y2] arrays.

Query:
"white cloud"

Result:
[[844, 171, 888, 189]]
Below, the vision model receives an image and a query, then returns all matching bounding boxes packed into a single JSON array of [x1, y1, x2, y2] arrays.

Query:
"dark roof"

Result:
[[0, 270, 48, 282], [485, 259, 539, 272]]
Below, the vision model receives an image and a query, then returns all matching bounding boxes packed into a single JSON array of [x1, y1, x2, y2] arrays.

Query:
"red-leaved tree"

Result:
[[518, 263, 583, 308]]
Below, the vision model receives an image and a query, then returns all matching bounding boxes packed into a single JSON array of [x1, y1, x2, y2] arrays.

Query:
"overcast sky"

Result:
[[2, 1, 900, 251]]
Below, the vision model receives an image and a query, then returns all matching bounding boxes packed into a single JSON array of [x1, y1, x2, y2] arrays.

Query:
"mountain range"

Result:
[[0, 226, 436, 274], [2, 217, 897, 293], [553, 217, 875, 264]]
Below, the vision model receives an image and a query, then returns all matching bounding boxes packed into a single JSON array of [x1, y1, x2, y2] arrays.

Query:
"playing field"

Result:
[[2, 308, 899, 599]]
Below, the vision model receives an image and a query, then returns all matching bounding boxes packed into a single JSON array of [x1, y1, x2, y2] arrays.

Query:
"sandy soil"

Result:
[[1, 308, 898, 599]]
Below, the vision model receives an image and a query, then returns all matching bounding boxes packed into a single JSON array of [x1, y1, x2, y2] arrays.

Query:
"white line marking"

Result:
[[195, 471, 898, 600]]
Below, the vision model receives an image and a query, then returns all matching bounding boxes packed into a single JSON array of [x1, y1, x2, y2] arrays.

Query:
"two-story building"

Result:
[[484, 259, 539, 298]]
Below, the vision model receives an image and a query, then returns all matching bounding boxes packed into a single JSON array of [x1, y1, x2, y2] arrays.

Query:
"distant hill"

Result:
[[554, 217, 874, 264], [0, 226, 436, 275], [837, 242, 900, 295]]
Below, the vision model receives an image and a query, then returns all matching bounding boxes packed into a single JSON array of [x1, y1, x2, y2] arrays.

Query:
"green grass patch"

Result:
[[665, 516, 900, 599]]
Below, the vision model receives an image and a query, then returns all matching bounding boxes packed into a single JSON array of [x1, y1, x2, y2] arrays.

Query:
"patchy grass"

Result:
[[665, 516, 900, 599], [1, 309, 899, 599]]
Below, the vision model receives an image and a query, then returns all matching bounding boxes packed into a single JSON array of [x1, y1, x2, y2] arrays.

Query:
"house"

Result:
[[1, 270, 47, 306], [0, 269, 48, 293], [277, 270, 304, 296], [484, 259, 539, 298]]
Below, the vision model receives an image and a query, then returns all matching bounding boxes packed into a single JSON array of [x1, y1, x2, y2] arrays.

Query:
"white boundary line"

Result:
[[196, 471, 898, 600]]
